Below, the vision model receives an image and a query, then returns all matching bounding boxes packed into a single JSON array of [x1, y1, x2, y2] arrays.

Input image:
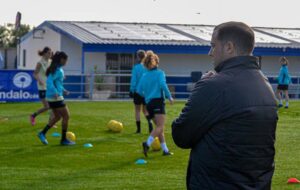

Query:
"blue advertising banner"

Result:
[[0, 70, 39, 102]]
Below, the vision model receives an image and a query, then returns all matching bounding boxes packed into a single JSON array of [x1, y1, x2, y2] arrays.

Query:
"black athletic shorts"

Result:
[[146, 98, 165, 119], [133, 93, 146, 105], [48, 101, 66, 109], [277, 85, 289, 90], [38, 90, 46, 99]]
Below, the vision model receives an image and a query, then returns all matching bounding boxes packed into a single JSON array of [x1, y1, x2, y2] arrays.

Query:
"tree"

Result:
[[0, 24, 31, 48], [9, 24, 31, 47], [0, 25, 9, 48]]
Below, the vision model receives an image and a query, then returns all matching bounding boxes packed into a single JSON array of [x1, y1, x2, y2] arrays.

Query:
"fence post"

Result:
[[89, 72, 94, 100]]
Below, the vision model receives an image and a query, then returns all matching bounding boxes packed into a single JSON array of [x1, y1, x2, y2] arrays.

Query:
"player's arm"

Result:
[[160, 72, 173, 104], [130, 66, 137, 93], [33, 63, 44, 86], [47, 74, 59, 99], [284, 68, 292, 84], [136, 75, 145, 97]]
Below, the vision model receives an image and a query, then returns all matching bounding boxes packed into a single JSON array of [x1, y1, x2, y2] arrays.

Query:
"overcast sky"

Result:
[[1, 0, 299, 28]]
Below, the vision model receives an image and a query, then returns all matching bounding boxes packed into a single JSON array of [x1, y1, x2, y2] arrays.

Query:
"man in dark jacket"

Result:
[[172, 22, 278, 190]]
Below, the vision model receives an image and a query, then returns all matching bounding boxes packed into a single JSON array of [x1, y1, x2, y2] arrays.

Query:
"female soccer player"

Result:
[[37, 51, 74, 146], [130, 50, 153, 133], [276, 56, 291, 108], [137, 51, 174, 157], [30, 47, 52, 125]]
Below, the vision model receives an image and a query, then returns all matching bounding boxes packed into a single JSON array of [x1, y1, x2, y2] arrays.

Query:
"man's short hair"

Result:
[[214, 22, 255, 55]]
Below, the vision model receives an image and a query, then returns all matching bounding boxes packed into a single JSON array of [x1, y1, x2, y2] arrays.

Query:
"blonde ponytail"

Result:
[[143, 50, 159, 69]]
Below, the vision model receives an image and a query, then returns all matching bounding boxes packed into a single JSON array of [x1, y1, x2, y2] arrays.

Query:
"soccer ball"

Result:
[[151, 137, 161, 151], [107, 120, 123, 133], [66, 131, 76, 141], [107, 120, 118, 130]]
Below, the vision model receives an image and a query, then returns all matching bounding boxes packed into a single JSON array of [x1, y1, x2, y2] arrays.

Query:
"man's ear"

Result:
[[225, 41, 236, 55]]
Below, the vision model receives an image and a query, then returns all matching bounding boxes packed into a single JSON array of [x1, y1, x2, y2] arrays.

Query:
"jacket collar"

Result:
[[214, 56, 259, 73]]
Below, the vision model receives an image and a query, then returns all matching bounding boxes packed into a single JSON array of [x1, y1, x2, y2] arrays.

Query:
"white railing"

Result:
[[63, 72, 300, 100]]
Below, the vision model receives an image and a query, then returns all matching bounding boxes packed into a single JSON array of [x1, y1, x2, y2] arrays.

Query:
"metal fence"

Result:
[[63, 72, 300, 100]]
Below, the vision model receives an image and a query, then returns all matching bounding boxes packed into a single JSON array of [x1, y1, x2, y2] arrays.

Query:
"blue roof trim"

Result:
[[83, 44, 211, 54], [253, 47, 300, 56], [20, 21, 84, 45], [83, 44, 300, 56]]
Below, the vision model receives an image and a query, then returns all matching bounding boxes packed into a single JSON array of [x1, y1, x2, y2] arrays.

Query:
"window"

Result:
[[105, 53, 135, 97], [23, 49, 26, 67], [106, 53, 134, 73]]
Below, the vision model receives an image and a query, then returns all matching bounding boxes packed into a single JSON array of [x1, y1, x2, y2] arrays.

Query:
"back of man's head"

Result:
[[214, 22, 255, 55]]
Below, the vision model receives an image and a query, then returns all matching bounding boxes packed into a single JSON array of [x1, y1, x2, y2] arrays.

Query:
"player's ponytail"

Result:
[[46, 51, 68, 76], [143, 50, 159, 70], [38, 46, 51, 56]]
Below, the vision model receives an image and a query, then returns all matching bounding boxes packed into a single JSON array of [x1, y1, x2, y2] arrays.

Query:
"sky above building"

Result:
[[1, 0, 299, 28]]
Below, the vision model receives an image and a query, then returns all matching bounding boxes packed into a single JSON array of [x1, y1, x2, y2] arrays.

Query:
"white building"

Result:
[[18, 21, 300, 99], [19, 21, 300, 75]]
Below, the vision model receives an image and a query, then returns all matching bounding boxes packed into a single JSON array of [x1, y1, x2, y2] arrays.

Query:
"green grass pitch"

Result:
[[0, 101, 299, 190]]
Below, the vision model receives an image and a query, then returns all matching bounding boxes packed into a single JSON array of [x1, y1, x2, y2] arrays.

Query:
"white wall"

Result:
[[6, 48, 17, 69], [19, 26, 61, 70], [85, 53, 106, 74], [60, 35, 82, 75], [60, 36, 106, 75], [0, 48, 17, 69], [158, 54, 300, 77], [157, 54, 213, 76]]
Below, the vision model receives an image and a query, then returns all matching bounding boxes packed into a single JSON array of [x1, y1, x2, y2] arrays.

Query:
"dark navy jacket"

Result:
[[172, 56, 278, 190]]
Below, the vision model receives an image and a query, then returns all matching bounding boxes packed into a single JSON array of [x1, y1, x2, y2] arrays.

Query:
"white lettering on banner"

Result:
[[0, 90, 39, 100]]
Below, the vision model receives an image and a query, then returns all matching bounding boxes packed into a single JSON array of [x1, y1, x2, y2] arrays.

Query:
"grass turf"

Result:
[[0, 101, 299, 190]]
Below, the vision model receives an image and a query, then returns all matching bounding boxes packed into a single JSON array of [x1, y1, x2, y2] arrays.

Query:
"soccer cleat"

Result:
[[38, 132, 48, 145], [142, 142, 149, 157], [285, 106, 289, 109], [277, 104, 283, 108], [60, 139, 76, 146], [162, 151, 174, 156], [135, 126, 141, 134], [30, 115, 36, 126]]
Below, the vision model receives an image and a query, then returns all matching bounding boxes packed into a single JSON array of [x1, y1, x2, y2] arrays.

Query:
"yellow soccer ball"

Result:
[[66, 131, 76, 141], [107, 120, 118, 130], [151, 137, 161, 151], [107, 120, 123, 133], [107, 120, 117, 130]]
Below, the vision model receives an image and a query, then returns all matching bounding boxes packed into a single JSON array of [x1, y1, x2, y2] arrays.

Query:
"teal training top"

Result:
[[46, 67, 65, 101], [130, 63, 147, 93], [137, 68, 171, 104]]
